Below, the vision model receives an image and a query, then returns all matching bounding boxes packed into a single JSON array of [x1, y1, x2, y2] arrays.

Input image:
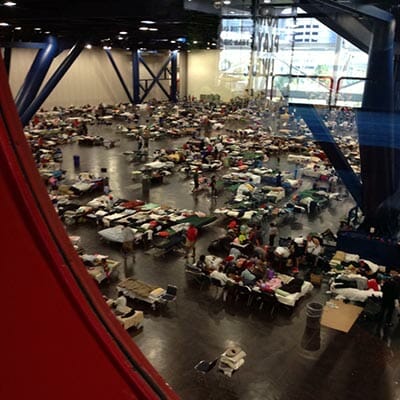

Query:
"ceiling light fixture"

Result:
[[119, 31, 128, 35], [139, 26, 149, 31], [0, 22, 9, 26], [4, 1, 16, 6], [149, 27, 158, 31], [140, 20, 155, 24], [14, 26, 21, 30], [34, 27, 41, 31], [117, 36, 124, 40], [223, 0, 231, 4], [45, 31, 50, 34], [193, 40, 198, 44], [170, 40, 176, 43], [85, 44, 92, 49], [103, 45, 112, 50]]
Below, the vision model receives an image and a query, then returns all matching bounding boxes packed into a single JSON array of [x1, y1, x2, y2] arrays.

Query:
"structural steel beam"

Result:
[[139, 54, 172, 102], [104, 49, 134, 104], [15, 36, 59, 117], [21, 42, 84, 126], [292, 103, 363, 210], [3, 47, 11, 76], [132, 50, 141, 104], [170, 51, 178, 103], [356, 16, 396, 230]]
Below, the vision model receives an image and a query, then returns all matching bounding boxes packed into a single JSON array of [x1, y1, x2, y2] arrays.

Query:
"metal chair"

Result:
[[210, 277, 225, 299], [160, 285, 178, 308], [235, 285, 253, 306], [253, 291, 278, 318], [194, 358, 219, 384], [185, 266, 210, 290]]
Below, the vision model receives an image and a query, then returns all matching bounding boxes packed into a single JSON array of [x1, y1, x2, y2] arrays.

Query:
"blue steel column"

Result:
[[15, 36, 59, 116], [3, 47, 11, 76], [170, 51, 178, 103], [356, 18, 397, 231], [293, 104, 363, 209], [132, 50, 140, 104], [104, 49, 134, 104], [139, 54, 172, 101], [21, 43, 84, 126]]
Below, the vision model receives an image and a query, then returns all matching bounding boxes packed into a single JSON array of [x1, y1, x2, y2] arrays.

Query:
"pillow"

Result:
[[275, 288, 290, 297], [333, 251, 346, 262], [345, 253, 360, 263], [367, 279, 379, 291], [361, 259, 379, 274], [150, 288, 164, 297]]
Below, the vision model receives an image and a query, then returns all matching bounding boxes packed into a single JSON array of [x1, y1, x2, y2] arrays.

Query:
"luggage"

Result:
[[362, 297, 382, 321]]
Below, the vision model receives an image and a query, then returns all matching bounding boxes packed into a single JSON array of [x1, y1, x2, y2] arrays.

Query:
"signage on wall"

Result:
[[253, 16, 279, 77]]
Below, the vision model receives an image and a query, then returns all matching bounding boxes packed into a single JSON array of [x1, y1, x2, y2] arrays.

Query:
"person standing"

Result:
[[380, 276, 400, 327], [210, 175, 217, 198], [121, 224, 136, 264], [185, 224, 198, 261], [268, 223, 278, 247], [137, 135, 144, 151], [193, 169, 199, 192]]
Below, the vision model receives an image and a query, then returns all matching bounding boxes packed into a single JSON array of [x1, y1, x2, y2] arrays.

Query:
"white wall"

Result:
[[6, 47, 174, 109], [187, 50, 226, 100]]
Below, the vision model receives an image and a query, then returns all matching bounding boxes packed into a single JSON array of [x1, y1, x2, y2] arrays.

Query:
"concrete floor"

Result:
[[62, 121, 400, 400]]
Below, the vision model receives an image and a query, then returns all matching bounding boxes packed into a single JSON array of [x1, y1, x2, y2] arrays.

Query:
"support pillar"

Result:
[[293, 104, 363, 209], [170, 51, 178, 103], [3, 47, 11, 77], [15, 36, 59, 116], [356, 18, 397, 232], [132, 50, 140, 104], [21, 42, 83, 126]]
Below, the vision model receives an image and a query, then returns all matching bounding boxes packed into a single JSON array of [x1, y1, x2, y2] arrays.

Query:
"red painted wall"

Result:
[[0, 53, 178, 400]]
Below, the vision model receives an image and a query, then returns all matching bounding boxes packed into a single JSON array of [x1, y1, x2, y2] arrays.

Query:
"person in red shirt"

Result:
[[185, 224, 198, 261]]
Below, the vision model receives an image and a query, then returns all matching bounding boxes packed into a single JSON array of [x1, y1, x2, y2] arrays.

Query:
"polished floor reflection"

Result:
[[61, 123, 400, 400]]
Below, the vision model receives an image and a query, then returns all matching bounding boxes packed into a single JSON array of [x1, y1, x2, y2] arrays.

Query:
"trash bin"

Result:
[[301, 302, 323, 351], [305, 302, 323, 328], [73, 155, 80, 168], [142, 176, 151, 195]]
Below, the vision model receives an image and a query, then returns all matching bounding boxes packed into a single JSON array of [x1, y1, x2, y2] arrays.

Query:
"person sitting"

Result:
[[229, 246, 242, 261], [111, 293, 132, 316], [193, 254, 207, 273], [241, 268, 257, 286]]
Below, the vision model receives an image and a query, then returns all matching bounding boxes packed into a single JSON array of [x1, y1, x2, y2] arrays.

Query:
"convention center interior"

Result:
[[2, 1, 400, 399]]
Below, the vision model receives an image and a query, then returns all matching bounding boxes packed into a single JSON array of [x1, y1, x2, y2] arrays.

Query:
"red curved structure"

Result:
[[0, 55, 178, 399]]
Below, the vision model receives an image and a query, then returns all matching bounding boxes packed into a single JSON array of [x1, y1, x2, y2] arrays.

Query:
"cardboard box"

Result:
[[310, 273, 322, 286]]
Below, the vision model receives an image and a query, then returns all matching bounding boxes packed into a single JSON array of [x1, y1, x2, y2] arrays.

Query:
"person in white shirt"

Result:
[[121, 224, 136, 263], [210, 267, 229, 286]]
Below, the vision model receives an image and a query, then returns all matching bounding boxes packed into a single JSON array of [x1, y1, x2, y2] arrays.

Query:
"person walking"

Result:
[[121, 223, 136, 265], [192, 168, 199, 192], [210, 175, 217, 197], [268, 223, 278, 247], [380, 276, 400, 327], [185, 224, 198, 261]]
